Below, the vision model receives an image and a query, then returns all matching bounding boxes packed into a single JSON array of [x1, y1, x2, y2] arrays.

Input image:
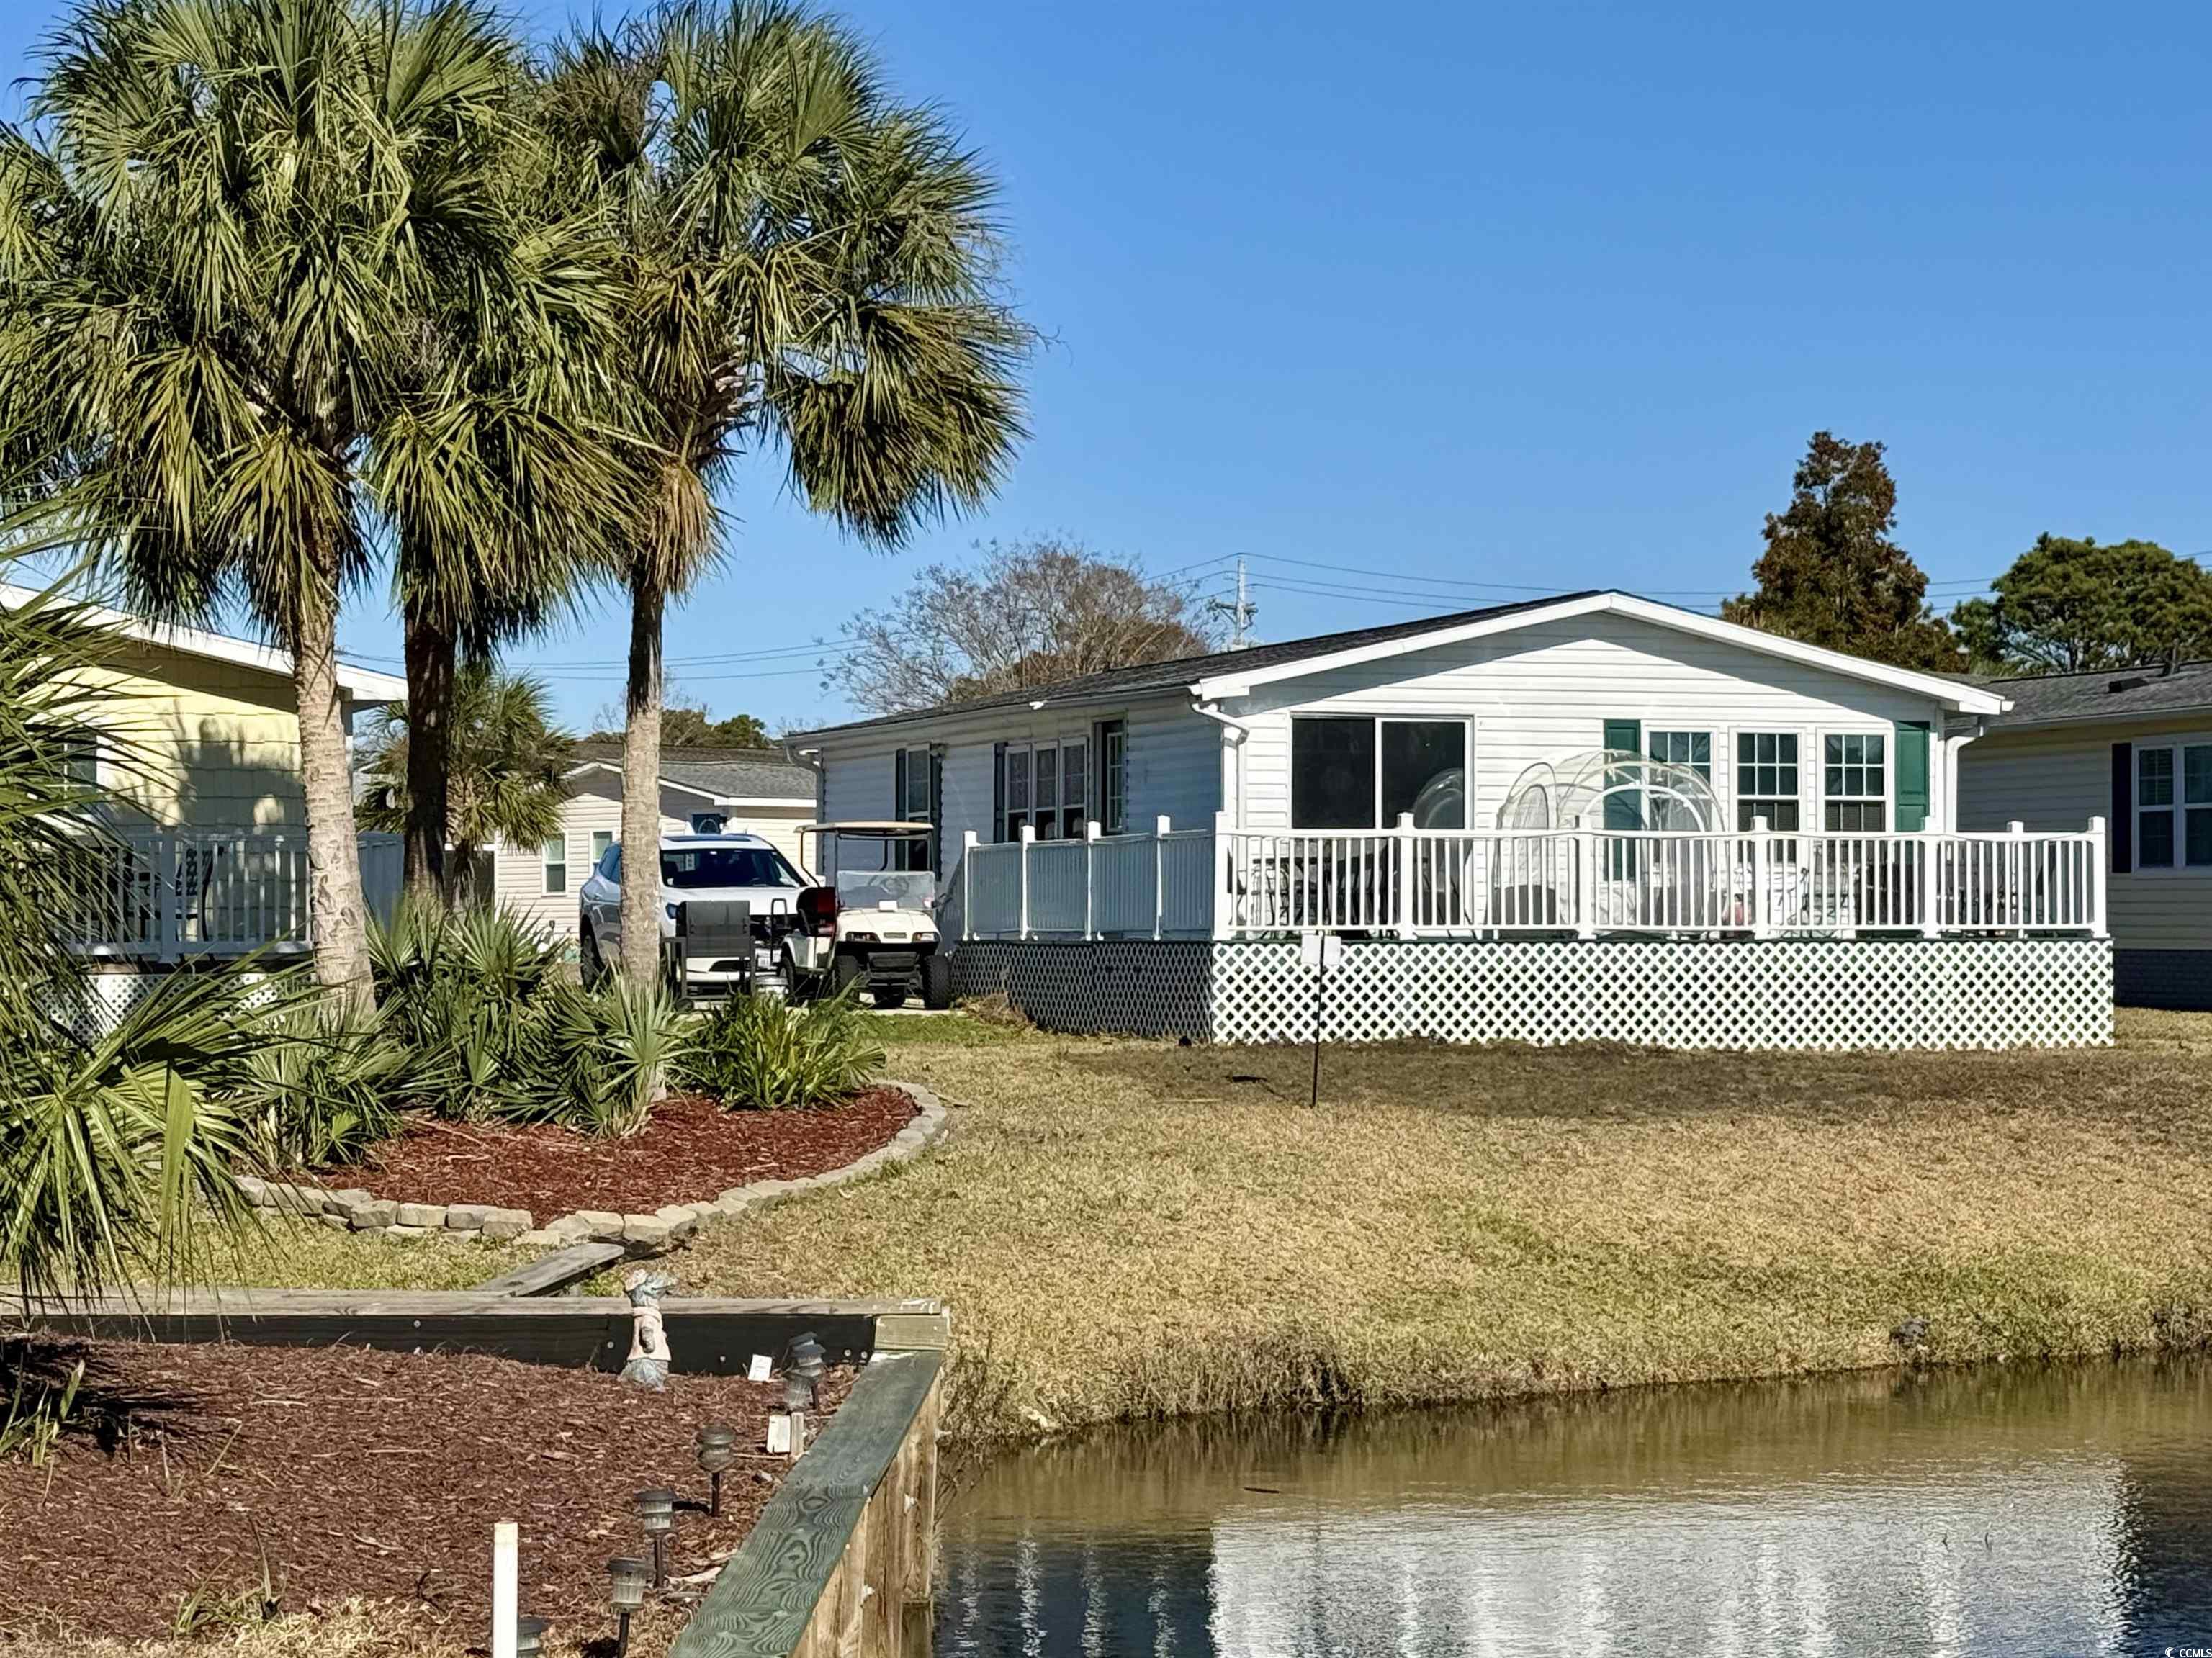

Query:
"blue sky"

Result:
[[6, 0, 2210, 731]]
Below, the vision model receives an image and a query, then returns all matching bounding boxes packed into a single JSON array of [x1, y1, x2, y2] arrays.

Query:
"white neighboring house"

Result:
[[794, 589, 2114, 1052], [490, 742, 819, 941], [1957, 659, 2212, 1009]]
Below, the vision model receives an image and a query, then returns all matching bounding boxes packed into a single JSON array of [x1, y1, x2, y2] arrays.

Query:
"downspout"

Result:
[[1941, 716, 1987, 832], [1191, 698, 1254, 829]]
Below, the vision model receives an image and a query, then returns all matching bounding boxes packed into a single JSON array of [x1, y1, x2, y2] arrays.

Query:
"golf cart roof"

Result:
[[799, 821, 930, 837]]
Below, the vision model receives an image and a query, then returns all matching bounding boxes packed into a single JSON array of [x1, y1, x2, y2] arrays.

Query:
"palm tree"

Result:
[[371, 143, 636, 905], [543, 2, 1030, 977], [359, 661, 572, 905], [0, 0, 552, 1006]]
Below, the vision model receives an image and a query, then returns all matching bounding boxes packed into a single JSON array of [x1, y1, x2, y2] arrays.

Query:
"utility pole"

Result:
[[1208, 555, 1256, 648]]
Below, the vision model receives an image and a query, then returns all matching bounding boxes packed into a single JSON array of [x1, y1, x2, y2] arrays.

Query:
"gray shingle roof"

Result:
[[1979, 662, 2212, 729], [567, 742, 817, 801], [792, 591, 1607, 739]]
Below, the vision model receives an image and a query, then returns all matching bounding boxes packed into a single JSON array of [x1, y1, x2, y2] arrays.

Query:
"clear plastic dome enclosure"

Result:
[[1496, 750, 1723, 832]]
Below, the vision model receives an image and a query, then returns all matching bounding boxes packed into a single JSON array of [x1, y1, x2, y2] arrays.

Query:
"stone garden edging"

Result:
[[235, 1081, 950, 1258]]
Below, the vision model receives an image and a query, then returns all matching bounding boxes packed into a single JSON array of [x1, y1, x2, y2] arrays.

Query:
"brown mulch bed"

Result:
[[328, 1086, 917, 1218], [0, 1335, 850, 1643]]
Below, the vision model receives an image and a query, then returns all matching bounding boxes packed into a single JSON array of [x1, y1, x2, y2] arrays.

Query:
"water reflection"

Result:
[[938, 1358, 2212, 1657]]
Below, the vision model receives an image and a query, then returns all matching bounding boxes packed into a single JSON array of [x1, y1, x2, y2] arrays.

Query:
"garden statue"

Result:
[[621, 1269, 678, 1390]]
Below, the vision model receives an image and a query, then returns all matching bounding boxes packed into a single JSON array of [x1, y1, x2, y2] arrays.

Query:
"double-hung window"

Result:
[[1647, 730, 1711, 780], [591, 829, 614, 865], [1290, 716, 1468, 829], [895, 745, 935, 868], [1098, 721, 1128, 834], [1735, 732, 1800, 832], [541, 834, 567, 895], [998, 742, 1070, 839], [1033, 742, 1059, 838], [2135, 742, 2212, 868], [1822, 734, 1887, 831]]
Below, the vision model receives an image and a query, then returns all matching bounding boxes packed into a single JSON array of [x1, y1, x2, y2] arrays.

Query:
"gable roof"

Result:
[[1977, 661, 2212, 731], [792, 589, 2007, 739], [565, 741, 817, 803], [0, 582, 408, 703]]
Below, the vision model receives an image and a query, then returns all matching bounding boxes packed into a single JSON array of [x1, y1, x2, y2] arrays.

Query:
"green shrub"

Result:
[[0, 968, 277, 1295], [518, 976, 689, 1138], [678, 991, 885, 1110], [364, 902, 689, 1137], [235, 999, 408, 1168], [367, 901, 565, 1121]]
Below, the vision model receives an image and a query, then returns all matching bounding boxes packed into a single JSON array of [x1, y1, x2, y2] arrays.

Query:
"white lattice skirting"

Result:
[[951, 938, 2114, 1051]]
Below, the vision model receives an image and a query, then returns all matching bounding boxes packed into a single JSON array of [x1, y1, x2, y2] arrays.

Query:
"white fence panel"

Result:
[[1090, 834, 1156, 935], [1159, 833, 1216, 937], [1026, 840, 1089, 934]]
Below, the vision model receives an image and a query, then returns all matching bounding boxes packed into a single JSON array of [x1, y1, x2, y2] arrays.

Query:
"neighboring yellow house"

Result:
[[1, 583, 407, 829], [4, 583, 408, 961]]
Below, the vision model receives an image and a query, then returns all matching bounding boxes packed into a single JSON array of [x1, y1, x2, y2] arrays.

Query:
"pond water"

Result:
[[936, 1357, 2212, 1657]]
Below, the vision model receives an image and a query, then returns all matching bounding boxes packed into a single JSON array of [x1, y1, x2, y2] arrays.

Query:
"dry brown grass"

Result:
[[667, 1009, 2212, 1440]]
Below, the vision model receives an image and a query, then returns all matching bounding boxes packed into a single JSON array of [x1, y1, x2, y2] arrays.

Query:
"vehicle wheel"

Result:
[[579, 921, 606, 988], [920, 954, 953, 1010], [871, 984, 907, 1011], [778, 952, 814, 1004], [832, 954, 866, 1001]]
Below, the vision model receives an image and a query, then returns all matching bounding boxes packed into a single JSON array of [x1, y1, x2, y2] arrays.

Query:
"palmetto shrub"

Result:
[[525, 976, 688, 1139], [678, 991, 885, 1111], [236, 999, 408, 1169], [0, 970, 276, 1297], [364, 901, 687, 1137], [367, 901, 565, 1122]]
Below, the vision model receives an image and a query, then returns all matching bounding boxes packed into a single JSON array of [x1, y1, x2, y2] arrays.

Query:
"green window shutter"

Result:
[[1894, 721, 1931, 832], [1602, 718, 1642, 831]]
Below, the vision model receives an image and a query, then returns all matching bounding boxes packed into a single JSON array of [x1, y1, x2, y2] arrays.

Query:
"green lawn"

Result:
[[655, 1007, 2212, 1440]]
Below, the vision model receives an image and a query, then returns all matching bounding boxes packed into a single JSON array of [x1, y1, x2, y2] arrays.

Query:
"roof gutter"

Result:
[[1190, 698, 1253, 741]]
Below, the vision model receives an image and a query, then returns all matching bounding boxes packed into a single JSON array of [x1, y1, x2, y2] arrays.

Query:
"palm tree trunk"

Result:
[[292, 567, 374, 1009], [619, 563, 665, 983], [400, 602, 454, 907]]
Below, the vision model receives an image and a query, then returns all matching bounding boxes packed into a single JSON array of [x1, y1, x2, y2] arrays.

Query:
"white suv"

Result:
[[578, 834, 814, 990]]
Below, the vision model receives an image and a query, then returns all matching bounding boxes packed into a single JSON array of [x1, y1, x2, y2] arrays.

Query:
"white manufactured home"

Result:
[[798, 591, 2111, 1050]]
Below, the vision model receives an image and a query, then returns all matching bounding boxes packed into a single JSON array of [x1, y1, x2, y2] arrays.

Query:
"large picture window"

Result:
[[1290, 717, 1467, 829], [2136, 742, 2212, 869], [1735, 732, 1800, 832]]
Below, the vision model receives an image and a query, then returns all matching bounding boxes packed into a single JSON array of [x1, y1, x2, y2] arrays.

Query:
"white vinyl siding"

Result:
[[811, 693, 1227, 890], [1233, 611, 1941, 835]]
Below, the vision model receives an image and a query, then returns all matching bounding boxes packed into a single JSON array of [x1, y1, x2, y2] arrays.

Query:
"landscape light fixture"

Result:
[[695, 1421, 737, 1516], [606, 1557, 651, 1657], [786, 1333, 826, 1411], [513, 1616, 548, 1658], [636, 1487, 677, 1587]]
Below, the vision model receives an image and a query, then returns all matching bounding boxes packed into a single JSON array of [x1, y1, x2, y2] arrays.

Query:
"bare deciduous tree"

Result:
[[837, 539, 1222, 714]]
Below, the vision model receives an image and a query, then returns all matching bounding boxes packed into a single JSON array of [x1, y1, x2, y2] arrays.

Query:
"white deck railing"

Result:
[[67, 829, 404, 960], [946, 815, 2108, 942]]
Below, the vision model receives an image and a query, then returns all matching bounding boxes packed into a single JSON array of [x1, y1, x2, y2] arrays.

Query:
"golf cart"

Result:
[[780, 822, 953, 1010]]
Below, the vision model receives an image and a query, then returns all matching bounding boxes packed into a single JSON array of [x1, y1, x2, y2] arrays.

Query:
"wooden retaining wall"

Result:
[[670, 1348, 945, 1658], [0, 1288, 945, 1372]]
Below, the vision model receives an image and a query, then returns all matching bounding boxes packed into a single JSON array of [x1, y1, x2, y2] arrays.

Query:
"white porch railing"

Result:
[[945, 815, 2108, 942], [68, 829, 404, 960]]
